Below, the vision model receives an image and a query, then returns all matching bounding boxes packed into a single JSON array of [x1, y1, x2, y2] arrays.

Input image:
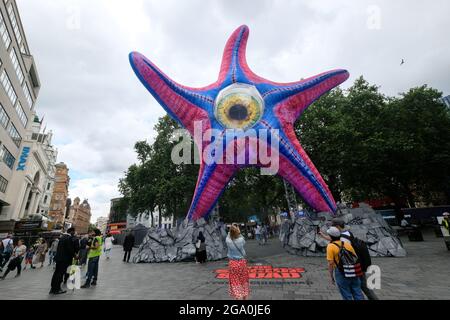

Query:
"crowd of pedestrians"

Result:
[[0, 228, 137, 296]]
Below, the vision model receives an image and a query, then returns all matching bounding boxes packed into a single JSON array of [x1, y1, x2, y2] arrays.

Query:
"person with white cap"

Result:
[[318, 218, 351, 243], [326, 227, 364, 300]]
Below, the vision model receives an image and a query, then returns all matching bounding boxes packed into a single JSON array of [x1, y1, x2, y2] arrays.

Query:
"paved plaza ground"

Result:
[[0, 230, 449, 300]]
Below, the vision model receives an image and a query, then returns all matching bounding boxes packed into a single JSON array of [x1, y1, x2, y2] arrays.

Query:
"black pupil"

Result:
[[228, 104, 248, 121]]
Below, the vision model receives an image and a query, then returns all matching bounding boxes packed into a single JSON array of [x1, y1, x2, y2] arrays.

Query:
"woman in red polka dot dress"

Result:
[[226, 224, 250, 300]]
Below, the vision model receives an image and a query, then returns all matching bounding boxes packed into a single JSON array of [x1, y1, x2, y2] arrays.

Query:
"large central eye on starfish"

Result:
[[214, 83, 264, 130]]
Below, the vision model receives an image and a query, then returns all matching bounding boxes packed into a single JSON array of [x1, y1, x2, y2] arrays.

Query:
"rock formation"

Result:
[[280, 203, 407, 257], [133, 217, 227, 263]]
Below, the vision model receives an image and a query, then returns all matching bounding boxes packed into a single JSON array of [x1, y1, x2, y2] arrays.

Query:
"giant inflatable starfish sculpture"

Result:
[[130, 25, 349, 221]]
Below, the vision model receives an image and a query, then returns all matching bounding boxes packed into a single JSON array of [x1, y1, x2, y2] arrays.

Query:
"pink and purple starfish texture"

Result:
[[129, 25, 349, 221]]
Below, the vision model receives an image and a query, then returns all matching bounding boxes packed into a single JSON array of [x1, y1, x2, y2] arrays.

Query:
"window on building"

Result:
[[7, 123, 21, 148], [44, 195, 48, 204], [1, 145, 15, 169], [7, 2, 23, 48], [0, 104, 10, 129], [14, 101, 27, 128], [22, 83, 33, 109], [47, 182, 51, 190], [0, 174, 8, 193], [0, 11, 11, 49], [10, 48, 24, 84], [1, 70, 17, 106]]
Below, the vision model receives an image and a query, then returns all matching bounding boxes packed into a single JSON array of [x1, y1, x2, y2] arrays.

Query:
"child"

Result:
[[24, 246, 36, 270]]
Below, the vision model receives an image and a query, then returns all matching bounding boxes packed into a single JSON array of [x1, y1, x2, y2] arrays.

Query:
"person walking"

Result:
[[226, 224, 250, 300], [50, 228, 79, 295], [326, 227, 364, 300], [24, 245, 36, 270], [0, 234, 14, 272], [1, 239, 27, 280], [261, 224, 268, 245], [81, 229, 103, 288], [320, 218, 378, 300], [34, 238, 48, 268], [103, 233, 114, 260], [78, 235, 89, 266], [122, 231, 135, 263], [48, 238, 59, 266], [195, 232, 207, 264], [255, 225, 262, 245]]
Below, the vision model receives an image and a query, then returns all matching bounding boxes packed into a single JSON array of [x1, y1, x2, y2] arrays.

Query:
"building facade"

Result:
[[0, 0, 48, 236], [96, 216, 108, 234], [48, 162, 69, 228], [441, 95, 450, 108], [37, 130, 57, 217], [0, 115, 57, 234], [109, 197, 127, 224], [126, 208, 175, 230], [66, 197, 91, 235]]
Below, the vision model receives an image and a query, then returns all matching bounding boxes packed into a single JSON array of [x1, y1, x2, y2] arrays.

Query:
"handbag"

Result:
[[195, 240, 201, 249]]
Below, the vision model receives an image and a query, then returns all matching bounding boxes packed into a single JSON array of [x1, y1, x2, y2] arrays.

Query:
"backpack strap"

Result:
[[331, 241, 342, 268]]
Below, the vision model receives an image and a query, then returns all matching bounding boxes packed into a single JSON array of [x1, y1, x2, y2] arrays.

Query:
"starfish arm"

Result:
[[222, 25, 292, 85], [258, 120, 336, 213], [187, 163, 238, 221], [277, 152, 335, 213], [129, 52, 213, 133], [219, 24, 270, 85], [271, 70, 350, 124], [278, 125, 337, 213]]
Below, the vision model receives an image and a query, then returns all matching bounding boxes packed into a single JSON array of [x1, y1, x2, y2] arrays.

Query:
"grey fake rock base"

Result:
[[280, 203, 407, 257], [133, 218, 227, 263]]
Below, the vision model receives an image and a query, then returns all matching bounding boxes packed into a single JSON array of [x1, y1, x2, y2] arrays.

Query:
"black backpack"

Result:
[[332, 242, 363, 278], [341, 232, 372, 272]]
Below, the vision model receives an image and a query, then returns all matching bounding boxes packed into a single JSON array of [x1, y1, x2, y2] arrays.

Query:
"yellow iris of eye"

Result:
[[214, 83, 264, 130]]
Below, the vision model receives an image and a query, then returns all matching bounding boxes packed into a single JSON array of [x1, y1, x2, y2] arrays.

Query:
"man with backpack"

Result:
[[333, 218, 378, 300], [326, 227, 365, 300], [320, 218, 378, 300]]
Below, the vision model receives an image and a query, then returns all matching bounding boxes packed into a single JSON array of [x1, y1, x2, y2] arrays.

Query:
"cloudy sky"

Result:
[[18, 0, 450, 221]]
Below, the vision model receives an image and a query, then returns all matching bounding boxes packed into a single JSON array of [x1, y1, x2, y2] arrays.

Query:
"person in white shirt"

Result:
[[1, 234, 14, 271], [103, 233, 115, 260], [255, 225, 262, 245], [1, 239, 26, 279]]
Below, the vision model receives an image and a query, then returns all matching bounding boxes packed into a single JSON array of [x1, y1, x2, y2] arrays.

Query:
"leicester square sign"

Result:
[[16, 146, 30, 171], [215, 265, 306, 279]]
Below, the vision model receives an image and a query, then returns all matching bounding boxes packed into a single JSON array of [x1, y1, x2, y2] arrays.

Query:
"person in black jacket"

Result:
[[122, 231, 135, 263], [49, 228, 79, 295], [195, 232, 207, 264]]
